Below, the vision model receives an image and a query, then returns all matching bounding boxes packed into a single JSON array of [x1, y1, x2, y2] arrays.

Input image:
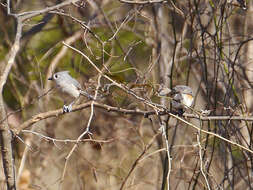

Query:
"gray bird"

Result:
[[48, 71, 92, 113], [158, 85, 194, 114]]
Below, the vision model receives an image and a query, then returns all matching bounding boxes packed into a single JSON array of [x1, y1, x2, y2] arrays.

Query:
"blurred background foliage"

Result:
[[1, 0, 253, 190]]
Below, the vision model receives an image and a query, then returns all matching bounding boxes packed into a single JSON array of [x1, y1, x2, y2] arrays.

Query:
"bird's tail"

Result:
[[80, 90, 95, 100]]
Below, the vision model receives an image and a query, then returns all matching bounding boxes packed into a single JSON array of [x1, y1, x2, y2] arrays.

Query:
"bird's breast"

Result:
[[182, 94, 194, 107]]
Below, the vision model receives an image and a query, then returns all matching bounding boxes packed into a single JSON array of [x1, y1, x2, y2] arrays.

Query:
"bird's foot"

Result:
[[177, 109, 184, 116], [87, 94, 94, 100], [63, 104, 72, 113]]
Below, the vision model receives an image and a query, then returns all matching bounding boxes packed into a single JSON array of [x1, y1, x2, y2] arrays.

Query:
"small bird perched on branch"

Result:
[[48, 71, 93, 113], [158, 85, 194, 115], [236, 0, 246, 10]]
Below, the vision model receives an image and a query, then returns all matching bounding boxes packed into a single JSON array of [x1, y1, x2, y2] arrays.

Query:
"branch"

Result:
[[21, 130, 115, 144], [62, 42, 165, 111], [15, 102, 151, 134], [118, 0, 168, 4], [0, 2, 23, 189], [17, 0, 80, 20], [169, 113, 253, 155], [13, 101, 253, 155], [16, 102, 253, 133], [119, 132, 161, 190]]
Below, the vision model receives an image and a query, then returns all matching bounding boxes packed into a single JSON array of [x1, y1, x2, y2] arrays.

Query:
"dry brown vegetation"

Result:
[[0, 0, 253, 189]]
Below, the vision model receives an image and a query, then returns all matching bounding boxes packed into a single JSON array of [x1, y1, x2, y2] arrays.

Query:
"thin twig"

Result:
[[60, 75, 102, 182], [21, 130, 114, 144], [119, 132, 161, 190], [197, 131, 211, 190], [160, 122, 171, 190], [169, 113, 253, 154], [118, 0, 167, 4], [62, 42, 165, 111]]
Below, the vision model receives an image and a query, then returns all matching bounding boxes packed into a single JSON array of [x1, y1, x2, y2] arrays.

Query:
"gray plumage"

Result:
[[171, 85, 193, 96]]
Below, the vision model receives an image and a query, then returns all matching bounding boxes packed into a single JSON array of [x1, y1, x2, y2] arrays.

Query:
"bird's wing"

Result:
[[70, 78, 82, 89], [173, 93, 182, 102], [62, 72, 82, 89]]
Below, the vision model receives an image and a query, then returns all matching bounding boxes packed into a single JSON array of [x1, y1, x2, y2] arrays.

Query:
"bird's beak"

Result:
[[48, 77, 53, 80]]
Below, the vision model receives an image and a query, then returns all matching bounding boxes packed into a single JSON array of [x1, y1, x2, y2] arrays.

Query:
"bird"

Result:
[[236, 0, 246, 10], [158, 85, 194, 115], [48, 71, 92, 113]]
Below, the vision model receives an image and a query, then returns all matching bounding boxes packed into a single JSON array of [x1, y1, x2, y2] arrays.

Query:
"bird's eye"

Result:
[[54, 74, 58, 78]]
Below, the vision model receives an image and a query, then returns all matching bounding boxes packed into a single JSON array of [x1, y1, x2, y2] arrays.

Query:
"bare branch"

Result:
[[118, 0, 168, 4], [119, 132, 161, 190], [0, 1, 81, 189], [12, 101, 253, 158]]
